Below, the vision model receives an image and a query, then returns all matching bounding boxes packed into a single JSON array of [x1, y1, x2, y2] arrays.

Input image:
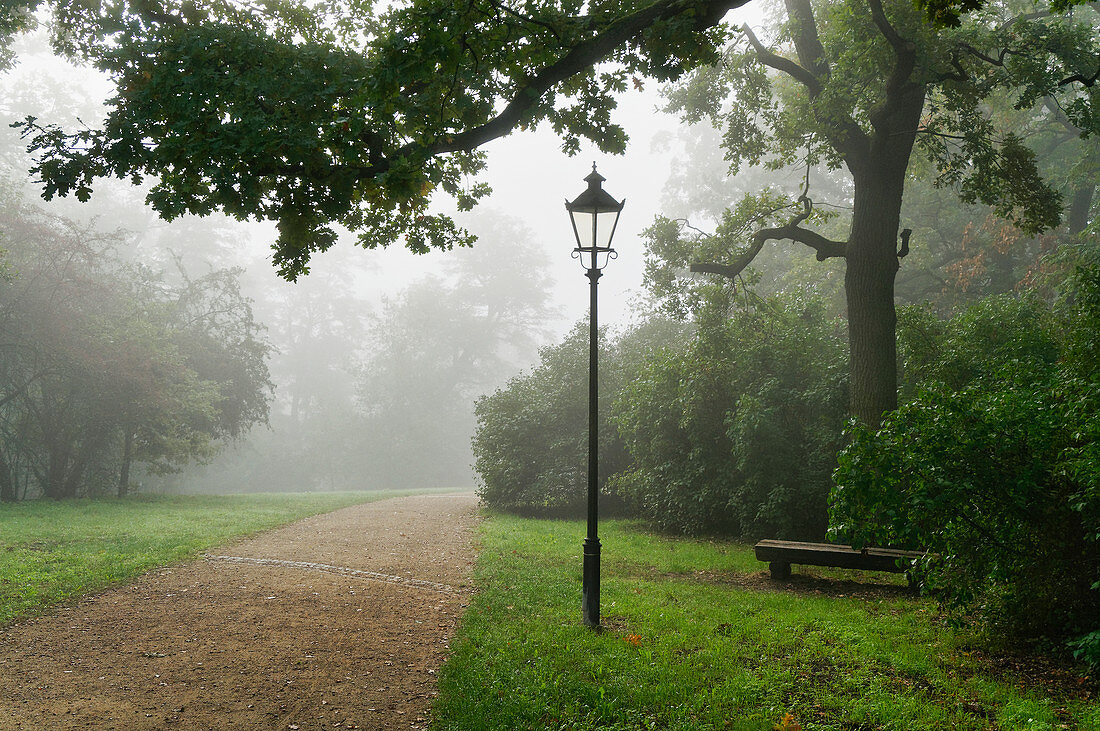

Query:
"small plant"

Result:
[[1071, 629, 1100, 671]]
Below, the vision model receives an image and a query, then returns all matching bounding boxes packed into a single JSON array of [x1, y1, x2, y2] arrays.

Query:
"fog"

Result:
[[1, 0, 1086, 499], [0, 19, 752, 496]]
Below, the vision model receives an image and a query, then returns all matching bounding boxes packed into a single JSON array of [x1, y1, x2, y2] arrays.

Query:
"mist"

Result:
[[0, 0, 1092, 502], [0, 24, 700, 496]]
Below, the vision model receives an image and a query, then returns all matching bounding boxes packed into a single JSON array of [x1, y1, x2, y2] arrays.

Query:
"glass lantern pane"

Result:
[[594, 210, 619, 248], [570, 209, 596, 248]]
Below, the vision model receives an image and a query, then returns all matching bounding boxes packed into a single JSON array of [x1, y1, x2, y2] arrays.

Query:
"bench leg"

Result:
[[769, 561, 791, 580]]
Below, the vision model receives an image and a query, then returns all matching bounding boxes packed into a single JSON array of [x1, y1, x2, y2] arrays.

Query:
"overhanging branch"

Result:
[[427, 0, 750, 158], [741, 23, 821, 94], [691, 198, 847, 281]]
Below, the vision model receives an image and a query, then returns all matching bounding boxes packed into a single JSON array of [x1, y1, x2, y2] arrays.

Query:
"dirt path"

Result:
[[0, 493, 480, 731]]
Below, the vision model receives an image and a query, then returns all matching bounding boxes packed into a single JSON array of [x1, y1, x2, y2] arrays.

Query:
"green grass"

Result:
[[434, 515, 1099, 730], [0, 490, 437, 625]]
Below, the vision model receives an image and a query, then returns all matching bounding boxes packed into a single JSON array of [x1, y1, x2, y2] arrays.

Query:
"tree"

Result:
[[356, 214, 554, 488], [652, 0, 1096, 422], [0, 3, 35, 70], [473, 317, 682, 516], [0, 201, 272, 499], [15, 0, 744, 278], [10, 0, 1099, 423], [831, 280, 1100, 657], [613, 290, 847, 537], [648, 113, 1097, 317]]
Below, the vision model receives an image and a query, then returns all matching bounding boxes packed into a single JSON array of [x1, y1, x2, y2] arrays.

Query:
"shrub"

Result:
[[833, 284, 1100, 655], [473, 319, 686, 517], [613, 293, 848, 539]]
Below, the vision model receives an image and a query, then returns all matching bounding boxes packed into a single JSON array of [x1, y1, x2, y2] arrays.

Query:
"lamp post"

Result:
[[565, 163, 624, 629]]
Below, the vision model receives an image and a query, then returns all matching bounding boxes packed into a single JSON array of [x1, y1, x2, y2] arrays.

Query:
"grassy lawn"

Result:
[[434, 514, 1098, 731], [0, 490, 433, 626]]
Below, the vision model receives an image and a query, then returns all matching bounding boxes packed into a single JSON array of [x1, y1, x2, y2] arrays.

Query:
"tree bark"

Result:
[[845, 225, 901, 424], [0, 451, 15, 503], [1067, 182, 1095, 236], [845, 80, 925, 424], [118, 429, 133, 498]]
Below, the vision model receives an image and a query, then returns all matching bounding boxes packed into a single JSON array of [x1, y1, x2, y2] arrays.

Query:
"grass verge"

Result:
[[0, 490, 435, 625], [433, 514, 1098, 730]]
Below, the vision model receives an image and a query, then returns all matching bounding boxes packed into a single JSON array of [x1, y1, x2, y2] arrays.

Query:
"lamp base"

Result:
[[581, 537, 601, 628]]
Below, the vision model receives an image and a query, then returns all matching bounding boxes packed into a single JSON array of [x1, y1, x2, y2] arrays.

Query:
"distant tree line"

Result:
[[0, 200, 272, 500], [168, 212, 555, 495]]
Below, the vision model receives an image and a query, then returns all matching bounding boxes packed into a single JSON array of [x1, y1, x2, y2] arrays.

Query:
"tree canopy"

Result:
[[0, 199, 272, 499], [6, 0, 1098, 426], [633, 0, 1098, 421], [14, 0, 742, 278]]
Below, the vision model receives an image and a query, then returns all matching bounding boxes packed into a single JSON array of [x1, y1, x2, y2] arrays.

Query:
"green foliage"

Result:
[[1071, 630, 1100, 669], [832, 276, 1100, 654], [0, 202, 272, 500], [1057, 238, 1100, 378], [833, 373, 1099, 635], [897, 294, 1059, 394], [641, 189, 821, 317], [613, 292, 847, 538], [473, 318, 685, 517], [433, 513, 1100, 729], [14, 0, 733, 278], [0, 2, 37, 69], [674, 0, 1077, 236]]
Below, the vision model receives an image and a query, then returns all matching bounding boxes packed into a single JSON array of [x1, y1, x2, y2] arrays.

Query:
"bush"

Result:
[[472, 319, 686, 517], [613, 293, 848, 539], [832, 284, 1100, 655]]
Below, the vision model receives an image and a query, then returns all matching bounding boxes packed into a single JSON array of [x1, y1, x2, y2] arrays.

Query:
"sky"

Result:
[[351, 84, 686, 335]]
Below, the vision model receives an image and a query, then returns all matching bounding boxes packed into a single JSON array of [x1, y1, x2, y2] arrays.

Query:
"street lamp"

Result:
[[565, 163, 624, 629]]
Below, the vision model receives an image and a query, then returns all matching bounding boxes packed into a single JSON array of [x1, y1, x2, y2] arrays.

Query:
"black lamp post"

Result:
[[565, 163, 624, 629]]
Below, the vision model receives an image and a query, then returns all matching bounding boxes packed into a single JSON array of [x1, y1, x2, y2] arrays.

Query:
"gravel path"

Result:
[[0, 492, 480, 730]]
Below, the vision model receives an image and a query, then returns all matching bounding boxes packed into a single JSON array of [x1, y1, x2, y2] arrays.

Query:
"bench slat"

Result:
[[754, 539, 926, 574]]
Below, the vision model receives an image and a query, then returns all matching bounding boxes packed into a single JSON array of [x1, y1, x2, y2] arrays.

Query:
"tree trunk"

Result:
[[118, 429, 133, 498], [1067, 182, 1094, 236], [845, 197, 901, 425], [844, 84, 924, 425], [0, 451, 15, 502], [44, 441, 71, 499]]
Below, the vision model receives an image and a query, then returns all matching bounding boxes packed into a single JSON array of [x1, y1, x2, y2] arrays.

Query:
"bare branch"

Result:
[[866, 0, 919, 126], [955, 38, 1097, 90], [1059, 63, 1100, 88], [743, 9, 871, 165], [691, 261, 753, 278], [741, 23, 821, 94], [486, 0, 565, 41], [691, 198, 847, 281], [960, 43, 1010, 67], [784, 0, 829, 78], [867, 0, 908, 54]]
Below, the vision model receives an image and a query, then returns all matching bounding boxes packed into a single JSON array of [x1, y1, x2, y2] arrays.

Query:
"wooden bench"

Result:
[[753, 539, 927, 580]]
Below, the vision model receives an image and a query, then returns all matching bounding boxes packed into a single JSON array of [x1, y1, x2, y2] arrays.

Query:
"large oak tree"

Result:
[[651, 0, 1096, 421]]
